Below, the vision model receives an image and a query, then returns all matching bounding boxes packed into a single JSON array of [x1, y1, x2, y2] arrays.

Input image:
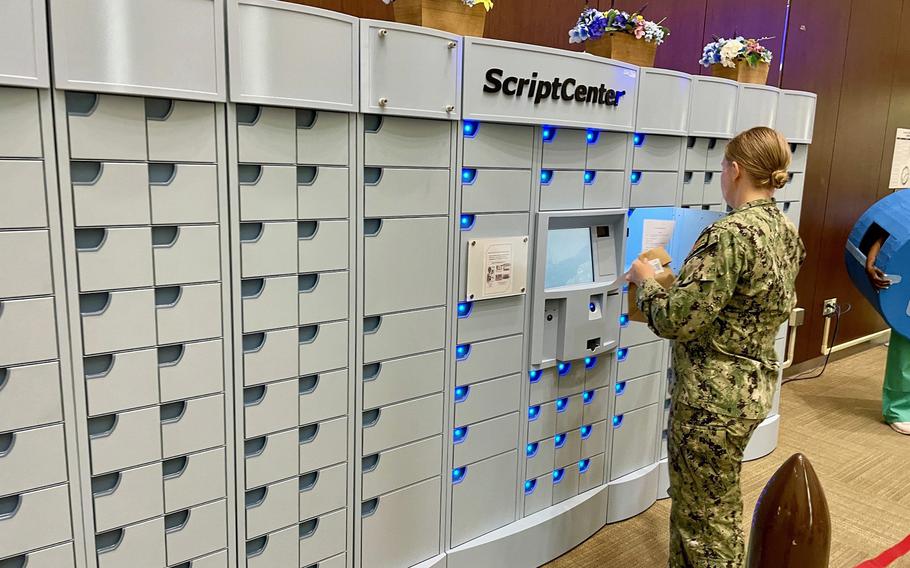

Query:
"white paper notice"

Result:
[[889, 128, 910, 189], [484, 243, 514, 295], [642, 219, 675, 253]]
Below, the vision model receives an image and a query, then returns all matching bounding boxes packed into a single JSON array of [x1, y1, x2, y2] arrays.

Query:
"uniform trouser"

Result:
[[667, 401, 761, 568], [884, 332, 910, 424]]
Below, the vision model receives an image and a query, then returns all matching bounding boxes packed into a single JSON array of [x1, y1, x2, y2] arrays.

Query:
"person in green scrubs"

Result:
[[866, 229, 910, 435]]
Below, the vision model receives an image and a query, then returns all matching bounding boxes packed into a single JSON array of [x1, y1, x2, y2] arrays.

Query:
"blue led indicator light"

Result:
[[526, 442, 539, 458], [613, 415, 624, 429], [553, 469, 565, 483], [581, 424, 593, 439], [557, 362, 571, 377], [453, 426, 468, 443], [454, 386, 470, 403], [585, 356, 597, 370], [463, 120, 479, 138], [584, 171, 596, 185], [542, 125, 557, 142], [528, 405, 541, 420], [556, 397, 568, 412], [529, 369, 542, 383], [619, 314, 630, 327], [457, 301, 473, 318], [455, 344, 471, 361], [630, 171, 643, 185], [586, 129, 600, 144], [461, 168, 477, 185], [554, 433, 567, 448], [583, 390, 595, 404], [589, 302, 597, 312], [615, 382, 627, 395], [459, 214, 476, 231], [452, 467, 467, 484], [540, 169, 554, 184], [524, 479, 537, 494], [579, 459, 591, 473], [633, 133, 646, 147], [617, 348, 629, 362]]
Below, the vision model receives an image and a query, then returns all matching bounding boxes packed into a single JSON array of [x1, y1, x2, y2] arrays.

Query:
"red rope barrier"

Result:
[[854, 534, 910, 568]]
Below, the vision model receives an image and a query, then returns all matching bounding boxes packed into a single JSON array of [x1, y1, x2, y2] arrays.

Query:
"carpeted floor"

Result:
[[545, 345, 910, 568]]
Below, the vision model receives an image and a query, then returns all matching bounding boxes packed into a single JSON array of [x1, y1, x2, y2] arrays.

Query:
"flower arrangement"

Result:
[[383, 0, 491, 37], [569, 6, 669, 46], [700, 36, 774, 84], [381, 0, 493, 10]]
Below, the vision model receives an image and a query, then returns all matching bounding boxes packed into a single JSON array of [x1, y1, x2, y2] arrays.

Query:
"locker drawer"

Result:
[[523, 473, 553, 517], [620, 308, 660, 348], [451, 450, 518, 547], [554, 428, 582, 468], [0, 361, 62, 432], [245, 525, 296, 568], [556, 394, 584, 433], [80, 289, 157, 355], [706, 139, 729, 171], [67, 93, 146, 161], [629, 171, 678, 208], [0, 160, 47, 229], [364, 116, 451, 168], [299, 369, 349, 424], [780, 172, 805, 203], [150, 163, 219, 225], [3, 541, 75, 568], [455, 335, 523, 387], [461, 169, 532, 214], [188, 549, 229, 568], [583, 170, 625, 210], [239, 165, 297, 221], [299, 462, 347, 521], [159, 339, 224, 402], [0, 88, 42, 158], [529, 367, 558, 406], [240, 221, 298, 278], [454, 412, 519, 467], [88, 406, 162, 474], [525, 436, 555, 480], [583, 387, 609, 424], [298, 166, 349, 220], [611, 403, 660, 480], [791, 144, 808, 173], [456, 295, 524, 344], [71, 161, 150, 227], [160, 394, 225, 458], [155, 283, 222, 344], [363, 350, 444, 410], [299, 416, 347, 473], [245, 378, 299, 438], [299, 320, 348, 375], [527, 401, 556, 443], [92, 462, 163, 532], [685, 138, 710, 171], [586, 131, 628, 170], [165, 499, 228, 565], [617, 341, 665, 381], [364, 167, 449, 217], [361, 476, 441, 568], [578, 452, 605, 493], [363, 307, 446, 363], [463, 122, 534, 169], [681, 172, 703, 206], [581, 420, 608, 458], [615, 372, 662, 414], [454, 374, 520, 425], [245, 429, 299, 489], [363, 393, 443, 455], [146, 99, 217, 163], [298, 271, 349, 326], [85, 348, 159, 416], [299, 508, 347, 567], [362, 435, 442, 500], [242, 275, 298, 332], [96, 516, 165, 568], [313, 553, 345, 568], [297, 110, 350, 166], [542, 128, 587, 169], [76, 227, 153, 291], [539, 170, 584, 211], [781, 201, 802, 227], [702, 172, 723, 205], [152, 225, 221, 285], [0, 423, 68, 497], [364, 217, 448, 315], [164, 446, 227, 513], [246, 477, 298, 538], [298, 220, 349, 273], [632, 135, 682, 171], [243, 328, 299, 386], [552, 461, 580, 505], [237, 105, 296, 164], [556, 363, 586, 399], [0, 484, 72, 558], [585, 355, 615, 390]]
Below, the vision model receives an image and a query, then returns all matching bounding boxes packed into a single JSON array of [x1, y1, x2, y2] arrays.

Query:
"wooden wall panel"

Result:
[[484, 0, 587, 51], [876, 3, 910, 200], [703, 0, 789, 86]]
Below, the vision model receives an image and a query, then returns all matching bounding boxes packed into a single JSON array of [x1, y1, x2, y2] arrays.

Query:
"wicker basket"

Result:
[[585, 32, 658, 67], [711, 60, 770, 85], [391, 0, 486, 37]]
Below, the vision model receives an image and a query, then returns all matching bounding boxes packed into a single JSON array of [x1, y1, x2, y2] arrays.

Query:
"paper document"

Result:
[[642, 219, 675, 253], [889, 128, 910, 189]]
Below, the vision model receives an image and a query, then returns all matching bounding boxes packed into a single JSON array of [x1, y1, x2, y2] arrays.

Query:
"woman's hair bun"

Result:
[[771, 169, 789, 190]]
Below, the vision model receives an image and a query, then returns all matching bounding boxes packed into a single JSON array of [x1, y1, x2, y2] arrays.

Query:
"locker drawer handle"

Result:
[[298, 274, 319, 293], [362, 363, 381, 382], [362, 453, 380, 472], [363, 167, 383, 186], [363, 316, 382, 334], [245, 487, 268, 509], [243, 385, 267, 406], [79, 292, 112, 315], [95, 528, 125, 553], [91, 472, 122, 497], [163, 456, 189, 479], [245, 436, 267, 458], [299, 471, 320, 491], [66, 91, 98, 116], [299, 424, 320, 444], [363, 218, 383, 237], [155, 286, 182, 308], [297, 166, 318, 186], [239, 222, 264, 243], [296, 108, 320, 129], [613, 415, 624, 429], [0, 494, 21, 520], [84, 354, 115, 379], [242, 332, 266, 353], [241, 278, 265, 299], [615, 382, 627, 396], [158, 344, 185, 367], [0, 368, 7, 391], [705, 172, 714, 183], [149, 163, 177, 185], [152, 226, 180, 247], [71, 161, 103, 184], [683, 172, 693, 184], [362, 408, 381, 428], [299, 517, 319, 539], [88, 414, 117, 438], [0, 432, 15, 457], [246, 535, 268, 558], [75, 228, 106, 251], [707, 138, 718, 150], [236, 104, 262, 125], [145, 98, 175, 121], [1, 554, 26, 568], [630, 171, 642, 185], [364, 114, 383, 133], [160, 401, 188, 423], [165, 509, 190, 532], [298, 221, 319, 240], [299, 374, 320, 394], [686, 136, 697, 149], [299, 325, 320, 344], [238, 164, 263, 185], [361, 498, 379, 517]]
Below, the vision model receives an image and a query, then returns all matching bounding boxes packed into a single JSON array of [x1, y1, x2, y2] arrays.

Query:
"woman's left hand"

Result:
[[626, 258, 657, 286]]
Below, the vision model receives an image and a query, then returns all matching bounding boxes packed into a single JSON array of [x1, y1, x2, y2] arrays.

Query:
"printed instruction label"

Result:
[[484, 243, 514, 295], [642, 219, 675, 254], [890, 128, 910, 189]]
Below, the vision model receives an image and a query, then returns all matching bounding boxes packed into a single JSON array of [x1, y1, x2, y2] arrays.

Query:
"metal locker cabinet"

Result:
[[453, 412, 520, 467], [91, 462, 164, 532], [462, 122, 534, 169], [158, 339, 225, 402], [0, 423, 68, 496], [462, 168, 533, 214], [450, 450, 518, 547], [736, 84, 781, 131], [0, 361, 63, 432], [688, 77, 738, 139], [84, 349, 159, 416], [150, 163, 220, 225], [363, 167, 450, 217], [298, 369, 350, 425], [457, 296, 525, 344], [635, 68, 691, 136], [71, 162, 151, 227], [360, 476, 442, 568], [298, 271, 350, 326], [298, 462, 347, 521], [361, 435, 443, 500], [146, 99, 217, 163], [163, 446, 227, 514], [362, 350, 445, 410], [0, 159, 47, 228]]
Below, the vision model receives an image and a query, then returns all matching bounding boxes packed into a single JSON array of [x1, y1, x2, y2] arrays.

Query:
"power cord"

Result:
[[782, 302, 852, 385]]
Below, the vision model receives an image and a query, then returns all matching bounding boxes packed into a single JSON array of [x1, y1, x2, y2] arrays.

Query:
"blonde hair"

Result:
[[725, 127, 792, 190]]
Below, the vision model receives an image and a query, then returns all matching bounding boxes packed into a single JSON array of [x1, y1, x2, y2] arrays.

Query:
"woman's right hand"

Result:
[[866, 264, 891, 290]]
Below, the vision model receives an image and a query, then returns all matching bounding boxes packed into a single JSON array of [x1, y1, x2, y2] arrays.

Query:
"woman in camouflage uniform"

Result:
[[627, 127, 806, 567]]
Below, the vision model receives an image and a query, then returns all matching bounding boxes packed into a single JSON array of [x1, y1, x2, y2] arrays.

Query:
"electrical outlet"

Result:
[[823, 298, 838, 318]]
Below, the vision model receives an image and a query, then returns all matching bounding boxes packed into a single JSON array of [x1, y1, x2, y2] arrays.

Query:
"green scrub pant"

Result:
[[884, 332, 910, 424]]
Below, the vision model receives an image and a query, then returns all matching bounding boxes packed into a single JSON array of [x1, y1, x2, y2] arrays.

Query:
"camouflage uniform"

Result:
[[637, 199, 806, 567]]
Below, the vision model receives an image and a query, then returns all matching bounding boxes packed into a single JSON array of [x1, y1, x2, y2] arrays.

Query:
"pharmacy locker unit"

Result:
[[357, 18, 460, 568], [226, 3, 359, 568], [47, 0, 236, 566], [0, 2, 86, 567]]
